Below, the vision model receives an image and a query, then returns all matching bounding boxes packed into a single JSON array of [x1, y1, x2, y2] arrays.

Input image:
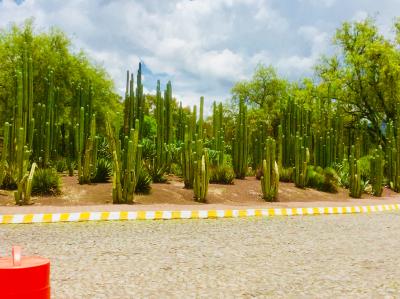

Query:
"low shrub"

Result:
[[358, 155, 371, 181], [32, 168, 61, 196], [55, 159, 68, 173], [279, 167, 293, 182], [92, 159, 112, 183], [209, 165, 235, 184], [135, 168, 152, 194], [146, 161, 167, 183], [1, 171, 17, 190], [170, 163, 182, 177], [306, 166, 339, 193]]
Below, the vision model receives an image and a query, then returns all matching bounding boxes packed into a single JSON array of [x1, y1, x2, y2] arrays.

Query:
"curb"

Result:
[[0, 204, 399, 224]]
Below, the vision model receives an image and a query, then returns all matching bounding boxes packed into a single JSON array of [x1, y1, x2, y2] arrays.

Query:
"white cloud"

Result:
[[0, 0, 398, 108]]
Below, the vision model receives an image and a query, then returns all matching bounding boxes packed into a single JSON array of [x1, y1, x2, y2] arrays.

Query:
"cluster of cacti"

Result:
[[193, 149, 209, 202], [370, 147, 384, 196], [154, 80, 174, 172], [349, 144, 362, 198], [212, 101, 225, 166], [261, 137, 279, 201], [294, 133, 309, 188], [106, 116, 142, 204], [232, 98, 248, 179], [0, 123, 11, 187], [73, 86, 98, 184], [123, 64, 145, 138], [386, 121, 400, 192], [251, 122, 268, 171], [182, 124, 194, 188]]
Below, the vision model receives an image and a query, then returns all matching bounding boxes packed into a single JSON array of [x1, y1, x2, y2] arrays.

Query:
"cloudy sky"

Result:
[[0, 0, 399, 108]]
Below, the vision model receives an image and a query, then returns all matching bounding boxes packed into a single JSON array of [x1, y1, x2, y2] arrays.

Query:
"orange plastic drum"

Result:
[[0, 246, 50, 299]]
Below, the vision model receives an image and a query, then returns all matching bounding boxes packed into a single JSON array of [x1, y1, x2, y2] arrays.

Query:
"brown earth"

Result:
[[1, 175, 400, 214]]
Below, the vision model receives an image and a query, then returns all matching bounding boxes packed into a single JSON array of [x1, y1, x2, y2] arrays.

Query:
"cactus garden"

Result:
[[1, 19, 400, 207]]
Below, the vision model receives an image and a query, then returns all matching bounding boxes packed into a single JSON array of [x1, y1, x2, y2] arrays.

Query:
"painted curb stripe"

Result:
[[0, 204, 399, 224]]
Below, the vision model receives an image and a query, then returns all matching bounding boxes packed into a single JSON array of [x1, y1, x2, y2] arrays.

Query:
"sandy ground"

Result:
[[1, 175, 400, 214], [1, 212, 399, 298]]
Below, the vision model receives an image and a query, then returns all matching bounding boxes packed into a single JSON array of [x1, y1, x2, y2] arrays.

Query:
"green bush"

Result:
[[306, 166, 339, 193], [97, 138, 112, 161], [32, 168, 61, 196], [92, 159, 112, 183], [279, 167, 293, 182], [146, 161, 167, 183], [170, 163, 182, 177], [135, 168, 152, 194], [358, 155, 371, 181], [209, 164, 235, 184], [55, 159, 68, 173], [1, 171, 17, 190]]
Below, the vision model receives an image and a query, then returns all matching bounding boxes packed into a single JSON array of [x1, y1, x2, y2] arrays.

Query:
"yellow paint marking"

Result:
[[191, 211, 199, 219], [238, 210, 247, 217], [59, 213, 70, 222], [254, 209, 262, 216], [23, 214, 34, 223], [208, 210, 217, 218], [154, 211, 163, 220], [171, 211, 181, 219], [79, 212, 90, 221], [137, 211, 147, 220], [2, 215, 13, 224], [120, 211, 128, 220], [101, 212, 110, 220]]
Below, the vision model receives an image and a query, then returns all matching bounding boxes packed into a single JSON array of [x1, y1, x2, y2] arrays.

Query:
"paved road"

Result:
[[1, 212, 399, 298]]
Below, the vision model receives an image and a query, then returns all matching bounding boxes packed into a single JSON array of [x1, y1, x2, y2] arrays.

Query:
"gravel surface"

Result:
[[1, 212, 400, 298]]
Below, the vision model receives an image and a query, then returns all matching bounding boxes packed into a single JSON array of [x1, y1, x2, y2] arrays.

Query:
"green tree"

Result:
[[316, 18, 400, 146], [0, 19, 122, 131]]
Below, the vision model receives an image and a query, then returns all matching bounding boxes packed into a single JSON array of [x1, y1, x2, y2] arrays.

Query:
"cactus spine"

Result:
[[261, 137, 279, 201]]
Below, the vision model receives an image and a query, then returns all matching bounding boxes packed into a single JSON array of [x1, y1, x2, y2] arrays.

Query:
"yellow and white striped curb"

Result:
[[0, 204, 399, 224]]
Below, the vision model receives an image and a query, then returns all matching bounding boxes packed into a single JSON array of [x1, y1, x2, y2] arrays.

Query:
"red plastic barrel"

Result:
[[0, 246, 50, 299]]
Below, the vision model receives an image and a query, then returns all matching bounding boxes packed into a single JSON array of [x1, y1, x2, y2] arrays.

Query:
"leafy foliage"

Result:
[[209, 165, 235, 185], [135, 168, 152, 194], [92, 159, 112, 183], [31, 168, 61, 196]]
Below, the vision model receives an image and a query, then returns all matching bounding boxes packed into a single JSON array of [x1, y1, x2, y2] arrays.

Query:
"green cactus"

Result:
[[370, 147, 384, 197], [193, 149, 209, 202], [182, 124, 194, 188], [107, 116, 142, 204], [294, 133, 309, 188], [349, 145, 362, 198], [261, 137, 279, 201], [0, 122, 11, 187], [232, 97, 248, 179]]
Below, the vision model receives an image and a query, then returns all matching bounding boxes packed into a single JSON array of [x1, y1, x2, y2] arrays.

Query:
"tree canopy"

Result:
[[0, 20, 122, 130]]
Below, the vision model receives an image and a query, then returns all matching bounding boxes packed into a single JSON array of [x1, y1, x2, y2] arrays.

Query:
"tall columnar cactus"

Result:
[[370, 147, 384, 197], [193, 149, 209, 202], [107, 116, 142, 204], [261, 137, 279, 201], [212, 101, 225, 166], [123, 63, 146, 138], [0, 122, 11, 186], [386, 121, 400, 192], [154, 80, 175, 172], [294, 133, 309, 188], [349, 145, 362, 198], [232, 97, 248, 179], [182, 124, 194, 188], [198, 97, 204, 141]]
